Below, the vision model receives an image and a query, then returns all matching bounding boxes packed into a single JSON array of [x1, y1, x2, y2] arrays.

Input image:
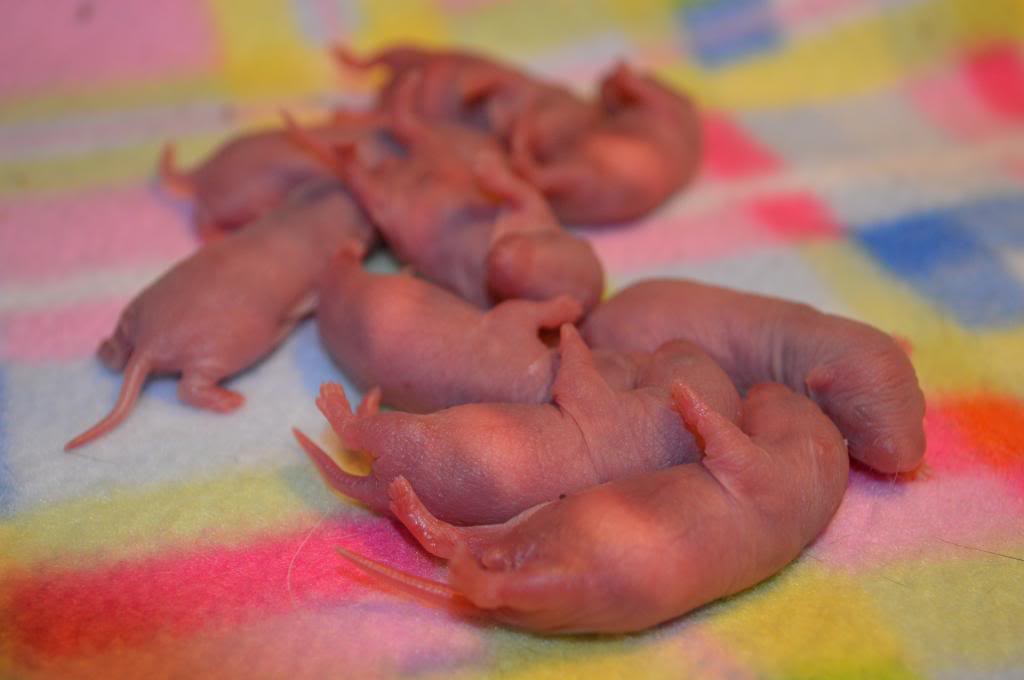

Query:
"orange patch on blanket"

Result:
[[942, 392, 1024, 470]]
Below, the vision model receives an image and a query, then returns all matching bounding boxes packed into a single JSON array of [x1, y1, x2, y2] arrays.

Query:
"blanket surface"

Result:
[[2, 1, 1023, 678]]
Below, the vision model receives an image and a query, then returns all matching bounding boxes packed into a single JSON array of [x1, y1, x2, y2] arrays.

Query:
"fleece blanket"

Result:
[[2, 1, 1023, 678]]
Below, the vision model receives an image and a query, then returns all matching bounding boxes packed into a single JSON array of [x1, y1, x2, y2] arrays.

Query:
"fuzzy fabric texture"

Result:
[[2, 1, 1023, 678]]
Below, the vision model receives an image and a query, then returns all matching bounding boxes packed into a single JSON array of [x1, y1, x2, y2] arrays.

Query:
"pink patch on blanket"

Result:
[[965, 44, 1024, 120], [0, 186, 195, 284], [810, 402, 1024, 568], [0, 300, 123, 361], [588, 204, 770, 272], [915, 400, 983, 477], [906, 61, 1011, 140], [8, 602, 483, 679], [775, 0, 864, 27], [6, 516, 430, 658], [744, 192, 843, 238], [0, 1, 218, 99], [1008, 157, 1024, 181], [811, 472, 1024, 569], [588, 193, 837, 272], [698, 111, 781, 180]]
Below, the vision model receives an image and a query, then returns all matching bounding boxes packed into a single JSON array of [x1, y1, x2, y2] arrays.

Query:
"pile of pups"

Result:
[[65, 46, 926, 634]]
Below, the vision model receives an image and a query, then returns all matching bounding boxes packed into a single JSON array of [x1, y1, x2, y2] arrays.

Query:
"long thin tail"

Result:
[[65, 353, 152, 451], [387, 72, 432, 149], [472, 150, 532, 209], [157, 143, 194, 197], [671, 383, 773, 500], [280, 112, 351, 177], [332, 44, 376, 71], [335, 545, 482, 618], [292, 427, 382, 505], [508, 122, 545, 187], [331, 44, 428, 74], [388, 476, 463, 559]]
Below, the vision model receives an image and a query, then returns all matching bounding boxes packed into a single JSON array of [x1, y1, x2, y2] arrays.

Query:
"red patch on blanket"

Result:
[[5, 516, 433, 658], [928, 392, 1024, 493], [698, 111, 781, 180]]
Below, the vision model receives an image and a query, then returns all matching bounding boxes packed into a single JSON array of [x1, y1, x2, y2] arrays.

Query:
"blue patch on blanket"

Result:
[[857, 201, 1024, 327], [677, 0, 782, 68], [955, 194, 1024, 250], [290, 318, 353, 397], [0, 368, 14, 516]]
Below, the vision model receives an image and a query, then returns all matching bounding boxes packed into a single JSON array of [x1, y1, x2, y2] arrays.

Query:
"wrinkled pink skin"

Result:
[[317, 253, 675, 411], [160, 114, 388, 240], [64, 181, 375, 450], [479, 153, 604, 311], [294, 78, 604, 311], [371, 381, 848, 633], [316, 251, 583, 412], [512, 63, 701, 226], [294, 325, 740, 525], [336, 44, 595, 150], [330, 116, 502, 307], [581, 279, 927, 474], [336, 44, 516, 131], [443, 60, 599, 159]]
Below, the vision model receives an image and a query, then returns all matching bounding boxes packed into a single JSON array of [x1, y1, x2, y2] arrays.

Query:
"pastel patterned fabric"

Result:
[[2, 1, 1023, 677]]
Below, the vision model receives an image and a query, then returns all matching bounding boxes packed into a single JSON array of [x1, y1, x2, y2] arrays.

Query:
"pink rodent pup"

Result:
[[292, 324, 741, 526], [334, 44, 518, 128], [335, 44, 597, 151], [64, 180, 376, 450], [511, 62, 701, 226], [159, 112, 388, 240], [286, 77, 604, 312], [478, 156, 605, 312], [341, 381, 848, 634], [581, 279, 927, 474], [315, 250, 583, 413]]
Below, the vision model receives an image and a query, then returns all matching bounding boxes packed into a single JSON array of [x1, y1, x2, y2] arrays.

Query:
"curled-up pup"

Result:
[[512, 62, 701, 225], [335, 44, 596, 152], [582, 278, 926, 473]]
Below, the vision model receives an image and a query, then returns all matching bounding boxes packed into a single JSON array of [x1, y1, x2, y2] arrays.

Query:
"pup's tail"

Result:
[[157, 143, 194, 198], [65, 353, 152, 451]]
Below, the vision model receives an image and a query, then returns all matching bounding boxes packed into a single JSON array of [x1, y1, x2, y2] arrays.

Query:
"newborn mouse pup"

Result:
[[512, 62, 701, 225], [65, 181, 375, 450], [293, 325, 740, 525], [158, 113, 386, 240], [316, 250, 583, 412], [284, 82, 604, 312], [582, 278, 926, 473], [328, 381, 848, 633]]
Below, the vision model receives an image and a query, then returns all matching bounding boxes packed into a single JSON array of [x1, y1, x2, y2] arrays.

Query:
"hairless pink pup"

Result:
[[512, 63, 701, 225], [316, 251, 582, 412], [64, 181, 375, 450], [285, 84, 604, 311], [477, 155, 605, 311], [335, 44, 514, 127], [293, 325, 740, 525], [159, 113, 387, 240], [581, 279, 926, 474], [316, 252, 684, 410], [335, 44, 597, 151], [337, 381, 848, 633]]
